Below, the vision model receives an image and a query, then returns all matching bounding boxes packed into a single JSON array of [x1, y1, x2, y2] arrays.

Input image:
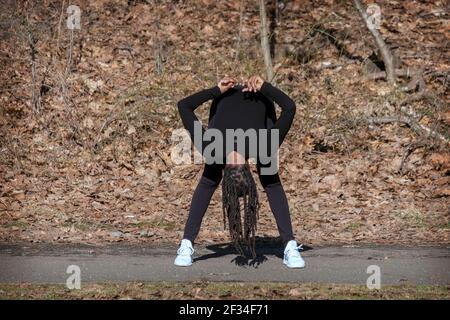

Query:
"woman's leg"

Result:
[[256, 163, 295, 245], [182, 163, 224, 243]]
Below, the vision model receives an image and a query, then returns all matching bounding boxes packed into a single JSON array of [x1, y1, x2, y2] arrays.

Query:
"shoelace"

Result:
[[177, 245, 194, 256], [285, 244, 303, 257]]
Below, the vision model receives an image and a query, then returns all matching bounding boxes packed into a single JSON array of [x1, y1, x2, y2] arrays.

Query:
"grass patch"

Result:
[[61, 222, 92, 232], [0, 282, 448, 300], [393, 207, 428, 228], [3, 220, 29, 230], [133, 218, 177, 231], [346, 222, 361, 231], [438, 222, 450, 229]]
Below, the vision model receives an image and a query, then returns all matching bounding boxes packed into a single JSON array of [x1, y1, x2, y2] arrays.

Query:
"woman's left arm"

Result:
[[259, 81, 296, 145]]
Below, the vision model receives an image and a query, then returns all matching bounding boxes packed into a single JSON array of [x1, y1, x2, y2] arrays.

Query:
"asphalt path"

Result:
[[0, 243, 448, 285]]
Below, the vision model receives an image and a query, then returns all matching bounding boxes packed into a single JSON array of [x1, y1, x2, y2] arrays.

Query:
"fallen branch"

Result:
[[365, 68, 426, 92], [365, 68, 414, 81], [398, 143, 425, 175], [369, 115, 416, 130], [369, 111, 449, 144], [400, 71, 425, 93], [367, 67, 446, 114], [399, 105, 449, 144]]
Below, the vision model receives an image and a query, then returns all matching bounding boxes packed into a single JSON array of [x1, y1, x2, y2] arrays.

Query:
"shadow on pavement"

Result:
[[193, 236, 312, 268]]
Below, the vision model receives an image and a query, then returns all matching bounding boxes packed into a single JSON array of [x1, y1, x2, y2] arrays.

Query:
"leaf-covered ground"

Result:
[[0, 282, 449, 300], [0, 0, 449, 246]]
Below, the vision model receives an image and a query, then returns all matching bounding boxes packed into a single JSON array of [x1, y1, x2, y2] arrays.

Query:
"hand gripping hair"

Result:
[[222, 164, 260, 258]]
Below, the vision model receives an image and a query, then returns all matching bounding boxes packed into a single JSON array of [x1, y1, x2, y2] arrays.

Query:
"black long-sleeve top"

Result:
[[177, 81, 296, 161]]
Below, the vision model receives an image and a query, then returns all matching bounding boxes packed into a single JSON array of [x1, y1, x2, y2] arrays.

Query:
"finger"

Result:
[[245, 77, 250, 91], [222, 78, 233, 86], [242, 80, 249, 91], [250, 76, 256, 92], [255, 76, 261, 90], [245, 77, 251, 91]]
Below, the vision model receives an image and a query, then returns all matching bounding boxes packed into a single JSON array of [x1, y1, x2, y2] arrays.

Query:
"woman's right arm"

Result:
[[177, 77, 236, 141], [177, 86, 222, 141]]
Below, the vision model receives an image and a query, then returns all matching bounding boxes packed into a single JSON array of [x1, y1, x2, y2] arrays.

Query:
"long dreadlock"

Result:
[[222, 163, 260, 258]]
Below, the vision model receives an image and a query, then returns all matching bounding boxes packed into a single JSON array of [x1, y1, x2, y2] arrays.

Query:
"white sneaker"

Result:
[[174, 239, 194, 267], [283, 240, 305, 268]]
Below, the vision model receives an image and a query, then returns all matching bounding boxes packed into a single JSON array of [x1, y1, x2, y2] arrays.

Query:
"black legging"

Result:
[[182, 162, 295, 245]]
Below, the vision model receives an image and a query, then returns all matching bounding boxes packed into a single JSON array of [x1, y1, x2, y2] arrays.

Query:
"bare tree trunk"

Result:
[[56, 0, 66, 52], [259, 0, 274, 82], [65, 28, 74, 77], [234, 0, 244, 62], [154, 11, 164, 76], [27, 25, 41, 114], [353, 0, 395, 85]]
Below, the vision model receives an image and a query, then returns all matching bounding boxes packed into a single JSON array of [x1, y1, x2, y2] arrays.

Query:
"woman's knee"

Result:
[[201, 164, 224, 185], [258, 173, 281, 189]]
